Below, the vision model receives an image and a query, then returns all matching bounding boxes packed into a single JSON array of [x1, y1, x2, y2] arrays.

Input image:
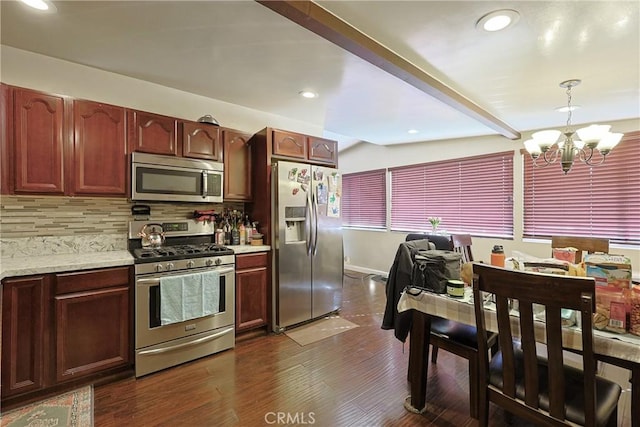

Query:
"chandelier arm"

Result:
[[542, 149, 558, 165], [583, 152, 607, 166]]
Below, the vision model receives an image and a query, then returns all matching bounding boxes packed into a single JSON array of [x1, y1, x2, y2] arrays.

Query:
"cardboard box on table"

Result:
[[585, 253, 632, 333]]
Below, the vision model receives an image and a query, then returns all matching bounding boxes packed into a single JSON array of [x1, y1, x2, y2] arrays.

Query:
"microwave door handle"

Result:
[[202, 170, 208, 198]]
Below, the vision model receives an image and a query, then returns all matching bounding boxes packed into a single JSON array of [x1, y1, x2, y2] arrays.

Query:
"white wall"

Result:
[[339, 120, 640, 278], [0, 46, 324, 137]]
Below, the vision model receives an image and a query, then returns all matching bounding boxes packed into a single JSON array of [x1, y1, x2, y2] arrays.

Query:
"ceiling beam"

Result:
[[257, 0, 521, 140]]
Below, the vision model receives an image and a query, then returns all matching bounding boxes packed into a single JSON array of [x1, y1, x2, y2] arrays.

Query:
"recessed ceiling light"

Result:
[[408, 129, 419, 134], [19, 0, 56, 12], [476, 9, 519, 32], [299, 91, 318, 99]]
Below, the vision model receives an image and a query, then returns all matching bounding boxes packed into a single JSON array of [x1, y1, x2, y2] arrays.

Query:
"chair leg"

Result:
[[431, 344, 439, 363], [468, 357, 479, 419]]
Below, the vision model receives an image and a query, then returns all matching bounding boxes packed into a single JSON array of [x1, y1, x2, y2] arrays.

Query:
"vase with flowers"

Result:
[[428, 216, 441, 233]]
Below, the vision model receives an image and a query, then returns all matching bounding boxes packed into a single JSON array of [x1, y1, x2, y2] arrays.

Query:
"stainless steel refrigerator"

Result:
[[272, 160, 343, 332]]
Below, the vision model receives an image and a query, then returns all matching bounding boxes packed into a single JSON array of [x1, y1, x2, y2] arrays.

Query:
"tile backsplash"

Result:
[[0, 195, 233, 257]]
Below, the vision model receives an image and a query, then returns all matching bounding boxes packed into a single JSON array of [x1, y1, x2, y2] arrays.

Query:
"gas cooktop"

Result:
[[132, 244, 234, 263]]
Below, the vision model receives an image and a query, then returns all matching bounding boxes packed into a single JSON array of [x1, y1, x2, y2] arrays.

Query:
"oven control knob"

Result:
[[186, 260, 195, 268], [206, 258, 214, 267], [215, 258, 222, 266], [166, 263, 174, 271], [155, 264, 164, 273]]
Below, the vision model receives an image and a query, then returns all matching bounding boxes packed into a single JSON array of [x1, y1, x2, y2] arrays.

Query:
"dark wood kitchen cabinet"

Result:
[[272, 129, 307, 160], [181, 121, 222, 161], [128, 110, 178, 156], [1, 275, 51, 398], [223, 128, 252, 201], [235, 252, 268, 332], [271, 128, 337, 167], [54, 267, 131, 383], [10, 87, 68, 194], [72, 100, 127, 196], [1, 266, 133, 406], [308, 136, 338, 166]]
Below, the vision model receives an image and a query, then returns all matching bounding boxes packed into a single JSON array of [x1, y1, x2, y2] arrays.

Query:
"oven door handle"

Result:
[[137, 327, 235, 355], [136, 267, 235, 284]]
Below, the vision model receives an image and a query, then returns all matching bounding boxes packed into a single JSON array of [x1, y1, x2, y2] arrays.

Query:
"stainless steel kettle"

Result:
[[138, 223, 165, 248]]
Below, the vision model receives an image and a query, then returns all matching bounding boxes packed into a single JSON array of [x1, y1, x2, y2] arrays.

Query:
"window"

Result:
[[342, 169, 386, 229], [390, 152, 514, 237], [523, 131, 640, 245]]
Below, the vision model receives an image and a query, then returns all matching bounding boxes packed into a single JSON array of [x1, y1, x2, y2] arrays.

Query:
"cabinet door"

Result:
[[1, 276, 50, 397], [128, 110, 178, 156], [223, 129, 252, 201], [236, 253, 268, 332], [13, 88, 66, 194], [308, 136, 338, 166], [1, 84, 11, 194], [182, 121, 221, 161], [54, 287, 130, 382], [272, 130, 307, 159], [54, 267, 131, 382], [73, 100, 127, 195]]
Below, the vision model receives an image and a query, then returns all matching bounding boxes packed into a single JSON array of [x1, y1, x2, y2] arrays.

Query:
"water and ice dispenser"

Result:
[[284, 206, 307, 243]]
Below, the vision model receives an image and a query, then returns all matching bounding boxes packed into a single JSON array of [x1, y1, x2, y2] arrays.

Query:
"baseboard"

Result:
[[344, 264, 388, 278]]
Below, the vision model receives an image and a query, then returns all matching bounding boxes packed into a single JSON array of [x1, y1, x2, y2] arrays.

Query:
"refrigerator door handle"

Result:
[[305, 189, 313, 256], [312, 190, 319, 256]]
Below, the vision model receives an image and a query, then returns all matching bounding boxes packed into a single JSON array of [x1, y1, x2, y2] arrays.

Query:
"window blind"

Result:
[[390, 152, 514, 237], [523, 131, 640, 245], [342, 169, 387, 229]]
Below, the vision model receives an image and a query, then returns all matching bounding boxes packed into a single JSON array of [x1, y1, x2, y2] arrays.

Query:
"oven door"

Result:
[[135, 265, 235, 350]]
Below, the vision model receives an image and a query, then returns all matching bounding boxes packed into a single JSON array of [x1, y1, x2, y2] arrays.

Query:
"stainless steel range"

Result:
[[128, 220, 235, 377]]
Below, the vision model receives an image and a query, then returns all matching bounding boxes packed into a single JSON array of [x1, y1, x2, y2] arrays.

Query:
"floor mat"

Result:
[[285, 315, 359, 346]]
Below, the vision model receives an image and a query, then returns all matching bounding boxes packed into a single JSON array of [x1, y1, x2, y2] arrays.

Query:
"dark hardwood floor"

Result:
[[94, 271, 629, 426]]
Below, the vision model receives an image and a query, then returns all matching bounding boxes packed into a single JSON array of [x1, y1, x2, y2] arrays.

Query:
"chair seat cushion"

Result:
[[430, 317, 485, 349], [489, 345, 622, 426]]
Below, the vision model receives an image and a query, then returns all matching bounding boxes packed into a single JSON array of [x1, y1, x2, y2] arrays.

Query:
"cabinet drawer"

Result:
[[236, 253, 268, 270], [55, 267, 130, 295]]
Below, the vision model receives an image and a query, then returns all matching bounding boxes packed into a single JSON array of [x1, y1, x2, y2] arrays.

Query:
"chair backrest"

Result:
[[450, 233, 473, 262], [472, 263, 598, 425], [405, 233, 453, 251], [551, 236, 609, 263]]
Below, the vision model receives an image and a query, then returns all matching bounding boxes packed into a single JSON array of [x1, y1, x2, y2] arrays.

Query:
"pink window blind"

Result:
[[523, 130, 640, 245], [390, 151, 514, 237], [342, 169, 387, 229]]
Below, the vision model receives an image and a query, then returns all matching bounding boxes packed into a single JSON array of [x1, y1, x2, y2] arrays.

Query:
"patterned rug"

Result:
[[1, 386, 93, 427]]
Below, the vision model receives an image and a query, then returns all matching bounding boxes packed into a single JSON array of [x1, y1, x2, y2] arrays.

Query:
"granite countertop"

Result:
[[1, 245, 271, 280], [0, 251, 135, 280]]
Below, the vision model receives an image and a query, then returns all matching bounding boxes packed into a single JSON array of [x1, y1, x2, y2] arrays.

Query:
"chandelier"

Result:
[[523, 79, 624, 174]]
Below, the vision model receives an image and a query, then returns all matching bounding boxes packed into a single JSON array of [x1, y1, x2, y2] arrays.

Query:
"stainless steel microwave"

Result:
[[131, 152, 223, 203]]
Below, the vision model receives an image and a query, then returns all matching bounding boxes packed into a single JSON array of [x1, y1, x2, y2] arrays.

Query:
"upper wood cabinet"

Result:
[[72, 100, 127, 196], [272, 129, 307, 159], [271, 129, 337, 166], [308, 136, 338, 166], [12, 87, 67, 194], [223, 129, 252, 201], [128, 110, 178, 156], [181, 121, 222, 161]]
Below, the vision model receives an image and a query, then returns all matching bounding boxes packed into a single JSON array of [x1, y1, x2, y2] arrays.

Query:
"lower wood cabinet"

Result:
[[235, 252, 269, 332], [1, 266, 133, 404], [54, 267, 131, 383]]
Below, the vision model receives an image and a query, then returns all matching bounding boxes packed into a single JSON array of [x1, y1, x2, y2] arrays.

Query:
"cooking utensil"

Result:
[[138, 223, 165, 248]]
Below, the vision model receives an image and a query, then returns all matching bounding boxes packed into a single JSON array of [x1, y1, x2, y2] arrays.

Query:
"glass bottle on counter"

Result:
[[231, 210, 240, 245], [239, 220, 246, 245], [245, 215, 253, 244], [223, 217, 231, 246]]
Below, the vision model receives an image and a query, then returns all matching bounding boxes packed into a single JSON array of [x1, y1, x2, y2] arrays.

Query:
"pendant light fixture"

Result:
[[523, 79, 624, 174]]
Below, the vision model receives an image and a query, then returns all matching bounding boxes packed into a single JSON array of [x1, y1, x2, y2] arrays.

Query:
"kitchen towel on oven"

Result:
[[160, 271, 221, 325]]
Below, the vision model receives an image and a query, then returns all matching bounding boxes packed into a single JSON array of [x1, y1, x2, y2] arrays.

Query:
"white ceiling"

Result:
[[1, 0, 638, 152]]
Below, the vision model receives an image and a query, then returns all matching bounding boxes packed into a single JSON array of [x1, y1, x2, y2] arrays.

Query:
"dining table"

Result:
[[398, 286, 640, 427]]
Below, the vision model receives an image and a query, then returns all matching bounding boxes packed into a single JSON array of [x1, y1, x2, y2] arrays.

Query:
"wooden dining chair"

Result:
[[472, 263, 622, 426], [551, 236, 609, 263], [404, 234, 498, 419], [450, 233, 474, 263]]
